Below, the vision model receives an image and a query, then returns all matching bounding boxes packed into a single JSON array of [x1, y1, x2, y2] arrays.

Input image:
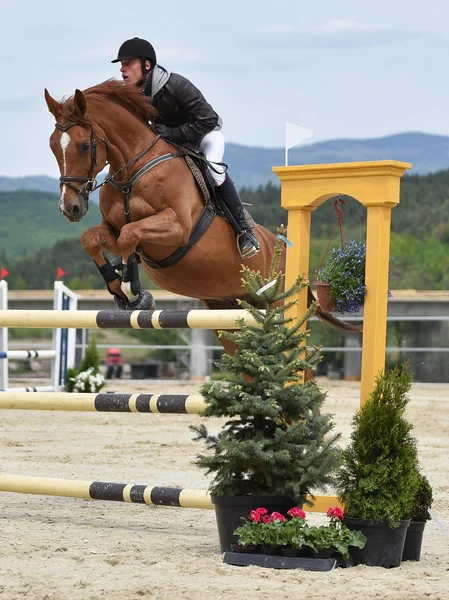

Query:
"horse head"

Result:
[[44, 89, 109, 222]]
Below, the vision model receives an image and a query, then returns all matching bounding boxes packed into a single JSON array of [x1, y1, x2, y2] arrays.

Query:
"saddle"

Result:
[[184, 154, 256, 228]]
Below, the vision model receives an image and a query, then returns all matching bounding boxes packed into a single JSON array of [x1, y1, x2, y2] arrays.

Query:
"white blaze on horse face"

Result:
[[59, 132, 71, 210]]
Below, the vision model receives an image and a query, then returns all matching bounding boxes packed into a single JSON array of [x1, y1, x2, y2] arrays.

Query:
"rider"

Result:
[[111, 37, 260, 260]]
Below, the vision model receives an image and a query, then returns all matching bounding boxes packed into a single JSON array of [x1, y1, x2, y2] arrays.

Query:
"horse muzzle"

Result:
[[60, 196, 89, 222]]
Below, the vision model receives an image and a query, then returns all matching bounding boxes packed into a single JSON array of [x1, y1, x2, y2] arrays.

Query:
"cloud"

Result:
[[249, 20, 427, 51]]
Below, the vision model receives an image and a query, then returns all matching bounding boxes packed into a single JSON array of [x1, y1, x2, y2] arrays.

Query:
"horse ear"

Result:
[[73, 89, 87, 118], [44, 89, 62, 118]]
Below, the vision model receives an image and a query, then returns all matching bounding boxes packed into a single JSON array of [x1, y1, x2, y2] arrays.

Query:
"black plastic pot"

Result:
[[231, 543, 259, 554], [402, 521, 426, 561], [211, 495, 295, 553], [343, 517, 410, 568]]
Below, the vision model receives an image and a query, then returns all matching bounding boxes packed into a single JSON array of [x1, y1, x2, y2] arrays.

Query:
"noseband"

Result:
[[55, 121, 110, 201]]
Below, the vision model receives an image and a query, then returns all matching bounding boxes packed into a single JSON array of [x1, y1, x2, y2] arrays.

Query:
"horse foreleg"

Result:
[[80, 221, 129, 300]]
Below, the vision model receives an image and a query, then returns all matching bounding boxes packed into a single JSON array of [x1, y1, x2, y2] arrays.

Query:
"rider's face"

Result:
[[120, 58, 144, 85]]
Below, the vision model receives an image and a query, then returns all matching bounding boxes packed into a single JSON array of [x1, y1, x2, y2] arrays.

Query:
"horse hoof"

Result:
[[113, 290, 156, 311]]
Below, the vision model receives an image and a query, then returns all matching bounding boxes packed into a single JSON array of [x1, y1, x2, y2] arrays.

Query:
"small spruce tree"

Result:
[[190, 229, 341, 505]]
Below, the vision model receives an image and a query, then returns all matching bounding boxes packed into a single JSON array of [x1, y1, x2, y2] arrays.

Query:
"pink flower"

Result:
[[287, 507, 306, 519], [262, 515, 273, 524], [327, 506, 344, 521], [249, 510, 261, 522], [270, 512, 286, 522], [255, 507, 268, 516]]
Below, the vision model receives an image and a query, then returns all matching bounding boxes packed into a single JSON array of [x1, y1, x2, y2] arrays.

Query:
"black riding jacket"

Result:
[[143, 68, 221, 149]]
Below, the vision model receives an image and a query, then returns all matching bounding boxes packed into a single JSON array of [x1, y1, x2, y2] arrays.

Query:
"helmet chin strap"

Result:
[[138, 61, 154, 96]]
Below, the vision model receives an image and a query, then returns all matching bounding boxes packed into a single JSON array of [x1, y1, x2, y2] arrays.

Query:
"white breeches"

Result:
[[198, 129, 226, 186]]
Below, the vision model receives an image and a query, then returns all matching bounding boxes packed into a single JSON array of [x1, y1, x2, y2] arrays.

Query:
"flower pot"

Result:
[[280, 546, 302, 558], [231, 543, 259, 554], [314, 281, 334, 313], [309, 548, 340, 559], [343, 517, 410, 568], [402, 521, 426, 562], [259, 545, 280, 556], [211, 495, 295, 553]]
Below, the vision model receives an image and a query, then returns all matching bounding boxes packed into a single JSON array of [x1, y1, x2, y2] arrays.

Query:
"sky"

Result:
[[1, 0, 449, 177]]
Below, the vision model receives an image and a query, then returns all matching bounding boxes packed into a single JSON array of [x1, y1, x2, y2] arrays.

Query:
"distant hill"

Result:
[[2, 132, 449, 195], [0, 190, 101, 256]]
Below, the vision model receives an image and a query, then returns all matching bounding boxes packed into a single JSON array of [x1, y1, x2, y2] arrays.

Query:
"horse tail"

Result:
[[307, 286, 363, 333]]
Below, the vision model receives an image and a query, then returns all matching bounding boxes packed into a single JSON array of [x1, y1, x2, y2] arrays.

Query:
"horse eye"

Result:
[[80, 142, 90, 152]]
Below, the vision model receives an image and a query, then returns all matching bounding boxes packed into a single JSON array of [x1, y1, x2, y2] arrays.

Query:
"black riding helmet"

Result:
[[112, 37, 157, 83], [111, 37, 157, 65]]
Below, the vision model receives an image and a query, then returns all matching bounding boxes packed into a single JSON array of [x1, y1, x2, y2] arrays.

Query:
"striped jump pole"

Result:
[[0, 309, 260, 330], [0, 386, 56, 393], [0, 474, 339, 512], [0, 474, 213, 509], [0, 392, 206, 413], [0, 350, 57, 360]]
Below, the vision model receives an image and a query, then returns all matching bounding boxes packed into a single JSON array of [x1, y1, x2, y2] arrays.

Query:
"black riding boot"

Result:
[[215, 174, 260, 259]]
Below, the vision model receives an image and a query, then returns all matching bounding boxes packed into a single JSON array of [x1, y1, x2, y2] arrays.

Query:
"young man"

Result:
[[112, 37, 260, 259]]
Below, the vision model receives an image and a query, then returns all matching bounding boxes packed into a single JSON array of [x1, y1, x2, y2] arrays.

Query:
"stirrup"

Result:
[[237, 230, 260, 260]]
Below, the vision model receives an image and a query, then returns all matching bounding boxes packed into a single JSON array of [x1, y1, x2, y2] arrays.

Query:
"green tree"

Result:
[[191, 231, 341, 503]]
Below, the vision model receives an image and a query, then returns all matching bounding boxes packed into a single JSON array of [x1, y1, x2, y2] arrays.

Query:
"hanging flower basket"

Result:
[[314, 281, 334, 313], [315, 240, 367, 315]]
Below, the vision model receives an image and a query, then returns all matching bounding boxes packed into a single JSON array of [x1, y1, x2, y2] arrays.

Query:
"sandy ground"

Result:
[[1, 378, 448, 600]]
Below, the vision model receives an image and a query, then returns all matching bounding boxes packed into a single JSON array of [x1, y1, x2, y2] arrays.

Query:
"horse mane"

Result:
[[59, 79, 157, 126]]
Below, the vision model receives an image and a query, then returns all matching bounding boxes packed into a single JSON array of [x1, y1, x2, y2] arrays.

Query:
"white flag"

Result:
[[285, 122, 314, 166]]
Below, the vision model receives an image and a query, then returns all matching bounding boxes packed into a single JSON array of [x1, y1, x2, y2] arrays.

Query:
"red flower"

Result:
[[255, 507, 268, 516], [249, 510, 261, 522], [270, 512, 286, 522], [287, 507, 306, 519], [262, 515, 273, 524], [326, 506, 344, 521]]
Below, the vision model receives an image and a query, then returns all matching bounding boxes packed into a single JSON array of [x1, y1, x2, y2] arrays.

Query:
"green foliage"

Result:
[[410, 472, 433, 522], [65, 367, 77, 392], [65, 335, 104, 392], [190, 230, 341, 503], [0, 191, 101, 257], [233, 507, 366, 558], [79, 335, 101, 373], [336, 363, 420, 527]]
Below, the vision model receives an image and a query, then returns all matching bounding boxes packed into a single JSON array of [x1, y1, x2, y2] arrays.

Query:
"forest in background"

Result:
[[2, 166, 449, 291]]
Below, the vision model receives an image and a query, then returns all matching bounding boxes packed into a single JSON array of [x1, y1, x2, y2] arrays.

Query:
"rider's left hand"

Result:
[[154, 123, 172, 140]]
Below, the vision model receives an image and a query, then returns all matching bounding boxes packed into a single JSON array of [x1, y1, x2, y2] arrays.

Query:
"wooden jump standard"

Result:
[[0, 392, 205, 413], [0, 309, 259, 329], [0, 474, 339, 512]]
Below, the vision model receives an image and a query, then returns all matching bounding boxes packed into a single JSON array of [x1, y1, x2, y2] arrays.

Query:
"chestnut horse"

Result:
[[44, 80, 359, 357]]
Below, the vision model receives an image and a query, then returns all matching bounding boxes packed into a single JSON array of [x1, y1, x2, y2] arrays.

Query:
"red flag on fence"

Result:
[[0, 267, 9, 280], [56, 267, 65, 281]]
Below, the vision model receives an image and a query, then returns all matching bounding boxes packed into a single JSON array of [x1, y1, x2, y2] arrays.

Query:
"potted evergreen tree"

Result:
[[336, 363, 420, 568], [190, 233, 342, 552], [402, 472, 433, 561]]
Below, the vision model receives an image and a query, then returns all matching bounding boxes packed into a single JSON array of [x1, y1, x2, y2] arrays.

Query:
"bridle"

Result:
[[54, 121, 110, 201]]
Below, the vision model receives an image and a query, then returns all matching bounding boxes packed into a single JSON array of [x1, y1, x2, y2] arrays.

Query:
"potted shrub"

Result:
[[402, 472, 433, 561], [314, 239, 367, 314], [191, 233, 342, 552], [335, 363, 420, 567]]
